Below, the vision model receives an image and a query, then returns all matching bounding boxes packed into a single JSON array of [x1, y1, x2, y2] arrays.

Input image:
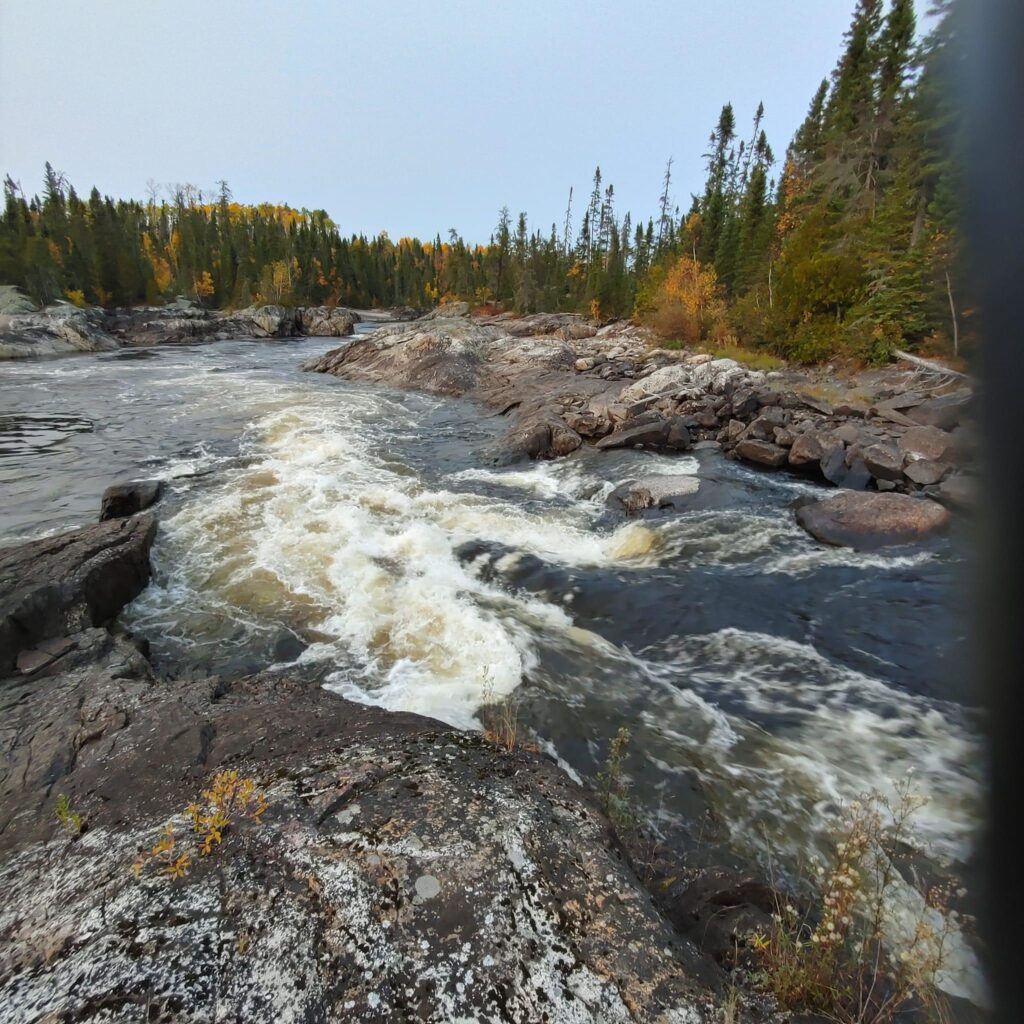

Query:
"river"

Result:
[[0, 325, 985, 1002]]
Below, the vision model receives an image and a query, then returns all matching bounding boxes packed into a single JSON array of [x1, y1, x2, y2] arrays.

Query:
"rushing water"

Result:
[[0, 327, 985, 1001]]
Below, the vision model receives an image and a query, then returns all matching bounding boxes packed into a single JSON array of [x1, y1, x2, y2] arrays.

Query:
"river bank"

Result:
[[0, 288, 414, 360]]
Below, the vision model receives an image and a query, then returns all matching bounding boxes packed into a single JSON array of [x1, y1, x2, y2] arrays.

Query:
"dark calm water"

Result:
[[0, 327, 985, 1001]]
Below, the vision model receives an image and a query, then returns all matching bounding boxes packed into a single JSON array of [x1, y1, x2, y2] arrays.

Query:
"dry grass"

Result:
[[479, 689, 537, 753], [751, 779, 969, 1024], [705, 343, 785, 372]]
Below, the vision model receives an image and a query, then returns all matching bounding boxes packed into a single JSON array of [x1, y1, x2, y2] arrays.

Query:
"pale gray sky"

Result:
[[1, 0, 861, 240]]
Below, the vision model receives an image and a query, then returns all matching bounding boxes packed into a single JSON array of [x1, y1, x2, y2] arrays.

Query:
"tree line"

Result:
[[0, 0, 963, 362]]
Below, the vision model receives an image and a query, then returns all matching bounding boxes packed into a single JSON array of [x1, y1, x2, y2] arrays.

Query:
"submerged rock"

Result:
[[795, 491, 950, 550]]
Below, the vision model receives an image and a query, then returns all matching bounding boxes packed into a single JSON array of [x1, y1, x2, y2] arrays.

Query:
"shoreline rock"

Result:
[[304, 309, 973, 502], [795, 490, 951, 549], [99, 480, 164, 521], [0, 513, 156, 675], [0, 299, 375, 358]]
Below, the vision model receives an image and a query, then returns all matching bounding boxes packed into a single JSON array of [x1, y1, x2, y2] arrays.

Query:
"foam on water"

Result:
[[133, 402, 657, 728], [531, 626, 986, 1002]]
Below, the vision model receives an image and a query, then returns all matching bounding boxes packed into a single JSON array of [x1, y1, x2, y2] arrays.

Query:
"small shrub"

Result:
[[480, 692, 537, 753], [751, 779, 968, 1024], [54, 793, 83, 835], [132, 770, 267, 880], [597, 727, 638, 834], [842, 318, 901, 367], [133, 823, 191, 880], [62, 288, 87, 308]]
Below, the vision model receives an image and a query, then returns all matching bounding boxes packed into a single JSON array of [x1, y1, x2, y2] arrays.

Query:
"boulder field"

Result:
[[0, 487, 783, 1023], [305, 307, 971, 545]]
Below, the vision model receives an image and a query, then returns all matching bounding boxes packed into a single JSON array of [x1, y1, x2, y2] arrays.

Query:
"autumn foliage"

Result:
[[645, 256, 727, 345]]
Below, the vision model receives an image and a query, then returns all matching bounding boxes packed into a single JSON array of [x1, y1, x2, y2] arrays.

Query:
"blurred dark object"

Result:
[[966, 2, 1024, 1022]]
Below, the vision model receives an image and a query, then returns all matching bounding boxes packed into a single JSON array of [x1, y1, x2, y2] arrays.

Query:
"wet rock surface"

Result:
[[99, 480, 164, 521], [0, 513, 156, 675], [0, 510, 758, 1024]]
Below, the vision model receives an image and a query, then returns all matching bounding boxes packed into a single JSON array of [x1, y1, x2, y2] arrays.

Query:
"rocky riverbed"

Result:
[[305, 305, 974, 547], [0, 303, 985, 1021]]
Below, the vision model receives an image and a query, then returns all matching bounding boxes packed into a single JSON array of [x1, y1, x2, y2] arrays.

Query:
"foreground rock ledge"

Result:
[[0, 643, 726, 1023], [0, 512, 741, 1022]]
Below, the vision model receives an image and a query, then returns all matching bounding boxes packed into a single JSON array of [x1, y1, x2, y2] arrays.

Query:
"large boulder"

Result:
[[787, 429, 847, 482], [899, 425, 955, 464], [99, 480, 163, 521], [0, 303, 117, 359], [305, 320, 501, 396], [617, 364, 694, 406], [420, 300, 470, 320], [795, 491, 950, 549], [233, 305, 300, 338], [596, 414, 691, 452], [299, 306, 360, 337], [0, 514, 156, 674], [907, 392, 971, 430], [861, 443, 904, 482], [787, 429, 831, 468], [735, 439, 788, 468]]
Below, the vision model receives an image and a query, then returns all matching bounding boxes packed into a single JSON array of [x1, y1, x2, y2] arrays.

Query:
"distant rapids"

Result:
[[0, 327, 985, 1002]]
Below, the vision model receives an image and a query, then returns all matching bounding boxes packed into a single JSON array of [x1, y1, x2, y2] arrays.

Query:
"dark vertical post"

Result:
[[966, 2, 1024, 1021]]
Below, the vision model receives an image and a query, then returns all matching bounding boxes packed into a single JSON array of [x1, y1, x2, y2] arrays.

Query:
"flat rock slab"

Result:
[[0, 657, 724, 1023], [607, 475, 701, 513], [796, 491, 950, 550], [734, 439, 788, 468]]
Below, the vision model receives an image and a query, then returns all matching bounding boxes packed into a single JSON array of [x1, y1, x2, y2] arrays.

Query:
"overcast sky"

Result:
[[1, 0, 860, 241]]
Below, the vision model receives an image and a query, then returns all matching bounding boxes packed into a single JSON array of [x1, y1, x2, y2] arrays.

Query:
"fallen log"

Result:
[[892, 348, 969, 380]]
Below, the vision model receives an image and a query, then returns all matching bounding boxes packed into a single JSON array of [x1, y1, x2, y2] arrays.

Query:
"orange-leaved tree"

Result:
[[647, 255, 727, 345]]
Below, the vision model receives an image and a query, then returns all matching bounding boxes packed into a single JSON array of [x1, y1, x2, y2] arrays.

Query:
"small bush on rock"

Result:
[[54, 794, 83, 836], [132, 770, 267, 881]]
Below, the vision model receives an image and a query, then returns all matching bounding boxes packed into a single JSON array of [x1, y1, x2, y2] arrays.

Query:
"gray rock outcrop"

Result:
[[0, 514, 156, 675]]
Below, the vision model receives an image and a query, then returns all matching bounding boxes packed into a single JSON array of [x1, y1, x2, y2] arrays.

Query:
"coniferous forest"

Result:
[[0, 0, 963, 364]]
